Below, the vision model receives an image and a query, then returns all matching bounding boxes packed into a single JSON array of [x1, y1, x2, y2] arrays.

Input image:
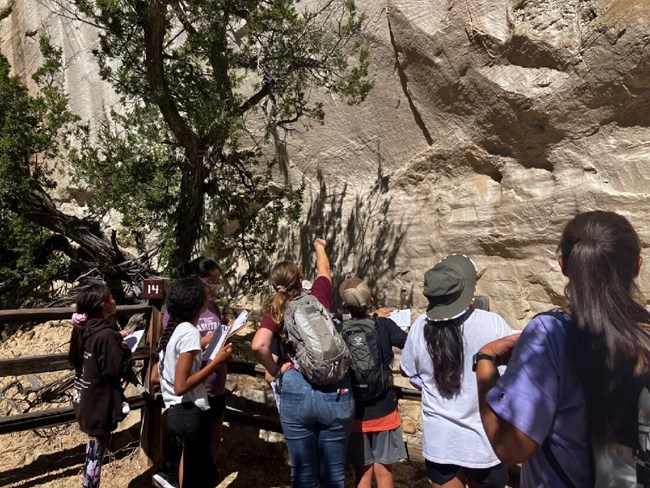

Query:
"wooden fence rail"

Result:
[[0, 304, 152, 324], [0, 305, 519, 486]]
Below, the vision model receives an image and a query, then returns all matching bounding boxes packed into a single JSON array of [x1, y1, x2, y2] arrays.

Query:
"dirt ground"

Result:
[[0, 321, 432, 488]]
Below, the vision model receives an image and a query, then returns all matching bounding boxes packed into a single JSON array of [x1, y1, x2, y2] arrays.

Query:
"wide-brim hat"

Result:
[[423, 254, 479, 321]]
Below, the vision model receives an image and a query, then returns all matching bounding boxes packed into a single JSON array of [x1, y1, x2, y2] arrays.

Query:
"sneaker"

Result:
[[152, 472, 178, 488]]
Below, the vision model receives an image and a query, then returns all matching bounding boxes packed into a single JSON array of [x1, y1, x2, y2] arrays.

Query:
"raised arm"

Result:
[[314, 238, 331, 282]]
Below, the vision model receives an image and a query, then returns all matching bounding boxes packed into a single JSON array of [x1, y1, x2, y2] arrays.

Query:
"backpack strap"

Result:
[[538, 309, 597, 487], [537, 310, 579, 488], [541, 438, 578, 488], [369, 315, 384, 361]]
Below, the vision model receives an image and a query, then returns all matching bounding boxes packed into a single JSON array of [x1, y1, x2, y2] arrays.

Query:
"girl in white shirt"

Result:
[[158, 277, 232, 488]]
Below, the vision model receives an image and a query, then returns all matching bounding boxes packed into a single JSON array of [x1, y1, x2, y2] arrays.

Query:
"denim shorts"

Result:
[[425, 459, 508, 487]]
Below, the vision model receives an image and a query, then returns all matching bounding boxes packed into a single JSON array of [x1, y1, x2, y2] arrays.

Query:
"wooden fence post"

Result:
[[139, 306, 163, 466]]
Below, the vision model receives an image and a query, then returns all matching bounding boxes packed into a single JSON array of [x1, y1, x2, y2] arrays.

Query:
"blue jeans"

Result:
[[279, 369, 355, 488]]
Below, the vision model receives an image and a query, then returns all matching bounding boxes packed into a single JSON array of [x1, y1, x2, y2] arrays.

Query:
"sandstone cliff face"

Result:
[[2, 0, 650, 327]]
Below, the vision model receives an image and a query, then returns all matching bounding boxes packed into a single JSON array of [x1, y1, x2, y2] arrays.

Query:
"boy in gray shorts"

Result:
[[339, 278, 408, 488]]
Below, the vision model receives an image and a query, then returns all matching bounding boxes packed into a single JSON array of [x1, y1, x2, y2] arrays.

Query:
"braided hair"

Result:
[[157, 276, 207, 355]]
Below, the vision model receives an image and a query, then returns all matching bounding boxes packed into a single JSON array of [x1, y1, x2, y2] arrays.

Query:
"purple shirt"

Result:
[[487, 312, 590, 487], [163, 302, 227, 396]]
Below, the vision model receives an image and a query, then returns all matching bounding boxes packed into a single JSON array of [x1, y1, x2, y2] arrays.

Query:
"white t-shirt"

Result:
[[158, 322, 209, 410], [400, 309, 514, 468]]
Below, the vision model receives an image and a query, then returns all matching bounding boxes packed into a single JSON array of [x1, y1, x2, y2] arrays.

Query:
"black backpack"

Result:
[[340, 317, 391, 402]]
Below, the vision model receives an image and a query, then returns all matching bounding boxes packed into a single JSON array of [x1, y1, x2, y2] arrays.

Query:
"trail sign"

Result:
[[142, 279, 166, 300]]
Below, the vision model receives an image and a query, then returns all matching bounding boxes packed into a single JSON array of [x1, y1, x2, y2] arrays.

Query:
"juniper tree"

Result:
[[65, 0, 371, 286], [0, 39, 133, 306]]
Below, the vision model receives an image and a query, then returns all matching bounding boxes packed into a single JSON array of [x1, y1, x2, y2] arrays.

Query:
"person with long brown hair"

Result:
[[476, 210, 650, 486], [251, 238, 354, 488]]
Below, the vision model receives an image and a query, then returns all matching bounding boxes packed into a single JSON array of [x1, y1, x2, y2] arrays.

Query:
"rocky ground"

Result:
[[0, 321, 431, 487]]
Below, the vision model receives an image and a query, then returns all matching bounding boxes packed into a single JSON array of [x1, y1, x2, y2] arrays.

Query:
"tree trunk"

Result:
[[9, 191, 131, 272], [174, 149, 205, 270]]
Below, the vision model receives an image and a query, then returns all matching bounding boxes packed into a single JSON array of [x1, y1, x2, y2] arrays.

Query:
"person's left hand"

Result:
[[478, 333, 521, 367]]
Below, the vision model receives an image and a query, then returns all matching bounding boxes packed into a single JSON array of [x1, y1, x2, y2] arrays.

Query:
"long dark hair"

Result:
[[68, 283, 112, 374], [157, 277, 207, 354], [424, 312, 470, 397], [562, 210, 650, 444], [183, 256, 221, 278], [263, 261, 301, 342]]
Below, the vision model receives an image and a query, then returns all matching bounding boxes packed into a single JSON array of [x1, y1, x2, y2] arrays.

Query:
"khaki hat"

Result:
[[424, 254, 479, 321], [339, 277, 372, 310]]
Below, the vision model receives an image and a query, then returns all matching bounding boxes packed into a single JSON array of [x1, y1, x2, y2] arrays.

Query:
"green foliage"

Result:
[[0, 39, 78, 306], [68, 0, 372, 291]]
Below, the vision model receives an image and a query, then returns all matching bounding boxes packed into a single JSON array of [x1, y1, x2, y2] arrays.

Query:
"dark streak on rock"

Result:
[[0, 2, 12, 22], [387, 14, 434, 146]]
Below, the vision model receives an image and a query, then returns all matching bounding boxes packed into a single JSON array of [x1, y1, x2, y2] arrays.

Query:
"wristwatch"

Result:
[[472, 352, 496, 372]]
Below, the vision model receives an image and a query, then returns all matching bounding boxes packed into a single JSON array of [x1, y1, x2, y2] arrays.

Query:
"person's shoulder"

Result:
[[470, 308, 502, 320], [205, 301, 220, 315], [258, 313, 278, 333], [408, 313, 427, 333], [520, 309, 569, 344], [376, 316, 396, 327], [311, 275, 332, 293], [174, 321, 198, 337], [469, 308, 511, 328], [374, 316, 398, 334], [309, 276, 333, 309]]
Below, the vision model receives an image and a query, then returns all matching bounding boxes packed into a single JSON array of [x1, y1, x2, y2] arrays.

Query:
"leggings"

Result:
[[82, 435, 109, 488], [167, 403, 218, 488]]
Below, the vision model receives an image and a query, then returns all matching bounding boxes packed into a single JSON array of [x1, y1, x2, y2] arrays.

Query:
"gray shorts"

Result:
[[346, 426, 408, 466]]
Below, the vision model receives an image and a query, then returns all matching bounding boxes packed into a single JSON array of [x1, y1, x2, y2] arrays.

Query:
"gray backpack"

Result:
[[284, 294, 350, 385]]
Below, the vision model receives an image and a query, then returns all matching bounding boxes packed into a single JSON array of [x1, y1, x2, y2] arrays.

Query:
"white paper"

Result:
[[204, 310, 250, 361], [227, 309, 249, 337], [388, 309, 412, 330], [124, 330, 145, 352], [270, 379, 281, 411]]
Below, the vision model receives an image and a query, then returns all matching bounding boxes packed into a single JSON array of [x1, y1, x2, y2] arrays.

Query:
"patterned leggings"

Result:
[[82, 436, 108, 488]]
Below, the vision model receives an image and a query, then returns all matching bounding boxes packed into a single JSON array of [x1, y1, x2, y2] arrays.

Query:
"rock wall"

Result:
[[2, 0, 650, 327]]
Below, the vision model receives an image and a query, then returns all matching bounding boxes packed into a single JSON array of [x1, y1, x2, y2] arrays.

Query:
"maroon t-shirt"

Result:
[[258, 275, 333, 334]]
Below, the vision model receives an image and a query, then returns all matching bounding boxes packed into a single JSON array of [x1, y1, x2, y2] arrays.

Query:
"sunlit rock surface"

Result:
[[2, 0, 650, 326]]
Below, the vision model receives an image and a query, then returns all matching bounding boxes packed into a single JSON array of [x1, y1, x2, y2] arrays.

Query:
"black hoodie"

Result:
[[72, 318, 127, 436]]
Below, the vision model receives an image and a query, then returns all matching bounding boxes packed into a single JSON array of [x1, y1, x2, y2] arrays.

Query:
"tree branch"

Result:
[[236, 82, 271, 116], [135, 0, 201, 156]]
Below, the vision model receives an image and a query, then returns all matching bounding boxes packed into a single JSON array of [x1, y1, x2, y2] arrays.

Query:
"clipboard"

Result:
[[203, 309, 250, 361]]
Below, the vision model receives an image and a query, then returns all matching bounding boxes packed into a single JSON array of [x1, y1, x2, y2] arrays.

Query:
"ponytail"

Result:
[[264, 261, 302, 342], [69, 319, 86, 375], [561, 211, 650, 443], [423, 312, 469, 397], [68, 284, 111, 374]]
